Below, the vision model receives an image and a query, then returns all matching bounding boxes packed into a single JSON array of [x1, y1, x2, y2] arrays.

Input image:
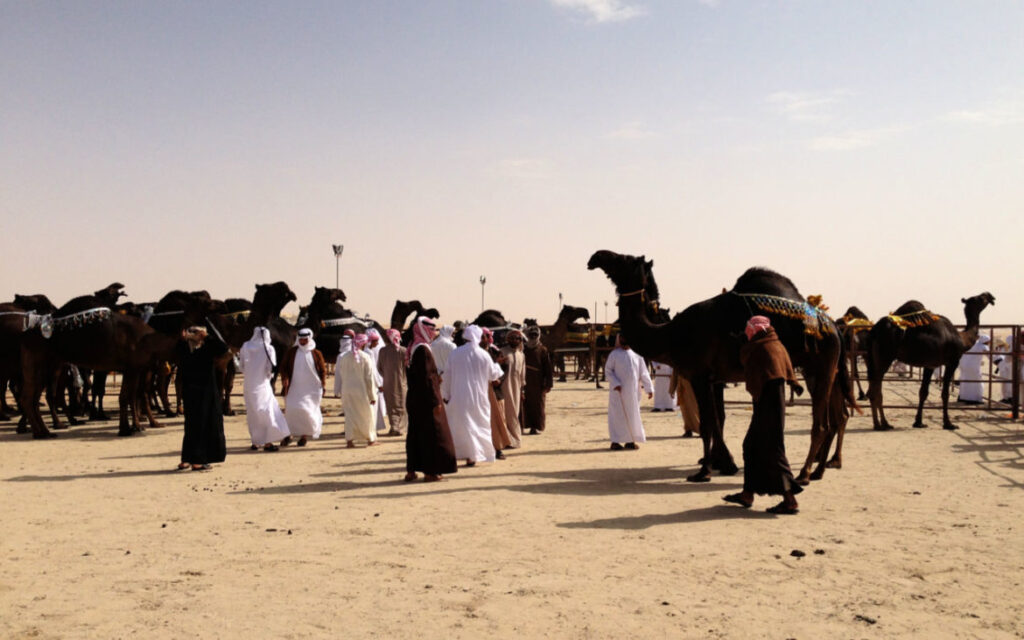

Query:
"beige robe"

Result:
[[669, 371, 700, 435], [338, 351, 378, 443], [500, 346, 526, 448]]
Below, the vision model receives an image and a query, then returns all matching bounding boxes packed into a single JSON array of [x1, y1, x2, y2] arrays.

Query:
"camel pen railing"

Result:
[[775, 324, 1021, 420]]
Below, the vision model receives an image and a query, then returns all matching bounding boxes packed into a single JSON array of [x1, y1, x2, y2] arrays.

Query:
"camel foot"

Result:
[[223, 409, 236, 417], [67, 416, 83, 426], [148, 421, 165, 429], [808, 468, 825, 481], [0, 412, 9, 422], [117, 427, 137, 437], [32, 430, 57, 440], [857, 391, 867, 401], [873, 423, 894, 431], [16, 422, 29, 434], [943, 423, 959, 431], [794, 474, 811, 486], [715, 461, 739, 476], [825, 458, 842, 469], [95, 411, 110, 421]]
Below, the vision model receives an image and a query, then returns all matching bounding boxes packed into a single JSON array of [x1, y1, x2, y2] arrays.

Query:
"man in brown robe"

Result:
[[404, 317, 457, 482], [481, 328, 511, 458], [522, 325, 553, 435], [669, 370, 700, 438], [722, 316, 803, 515], [500, 330, 526, 448], [378, 329, 408, 436]]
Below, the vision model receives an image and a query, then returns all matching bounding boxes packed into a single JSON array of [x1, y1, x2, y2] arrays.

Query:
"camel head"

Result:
[[523, 317, 538, 327], [13, 294, 56, 313], [961, 292, 995, 322], [559, 305, 590, 324], [311, 286, 347, 308], [253, 282, 297, 317], [93, 283, 127, 306], [587, 250, 653, 297], [421, 307, 440, 319]]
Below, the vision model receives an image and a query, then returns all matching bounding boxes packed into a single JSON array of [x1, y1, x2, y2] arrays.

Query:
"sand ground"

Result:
[[1, 378, 1022, 639]]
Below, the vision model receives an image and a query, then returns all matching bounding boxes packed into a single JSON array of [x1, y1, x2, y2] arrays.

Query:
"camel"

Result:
[[866, 292, 995, 431], [836, 306, 872, 400], [213, 297, 254, 416], [0, 294, 56, 420], [588, 250, 853, 484], [539, 305, 591, 381], [390, 300, 440, 331], [296, 287, 354, 363]]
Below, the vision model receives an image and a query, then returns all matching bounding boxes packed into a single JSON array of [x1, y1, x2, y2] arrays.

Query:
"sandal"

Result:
[[191, 464, 212, 472], [722, 493, 752, 508], [766, 502, 799, 515], [176, 462, 190, 471]]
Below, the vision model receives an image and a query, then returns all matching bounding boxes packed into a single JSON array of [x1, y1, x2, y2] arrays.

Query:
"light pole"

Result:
[[558, 292, 563, 314], [604, 301, 608, 323], [480, 276, 486, 312], [332, 244, 344, 289]]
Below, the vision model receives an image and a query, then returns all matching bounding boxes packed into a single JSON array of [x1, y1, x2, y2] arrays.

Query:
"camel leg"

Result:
[[117, 370, 137, 436], [156, 364, 175, 418], [91, 371, 110, 420], [868, 352, 894, 430], [687, 376, 715, 481], [912, 368, 934, 428], [801, 369, 836, 483], [175, 370, 184, 415], [0, 377, 12, 421], [141, 369, 164, 430], [20, 349, 55, 439], [220, 359, 236, 416], [851, 352, 866, 400], [941, 364, 959, 430]]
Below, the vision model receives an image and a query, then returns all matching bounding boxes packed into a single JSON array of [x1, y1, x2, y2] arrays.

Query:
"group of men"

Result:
[[234, 319, 556, 481]]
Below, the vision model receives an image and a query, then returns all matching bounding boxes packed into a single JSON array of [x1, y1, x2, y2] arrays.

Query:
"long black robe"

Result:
[[523, 343, 553, 432], [405, 345, 458, 475], [741, 379, 802, 496], [176, 336, 228, 465]]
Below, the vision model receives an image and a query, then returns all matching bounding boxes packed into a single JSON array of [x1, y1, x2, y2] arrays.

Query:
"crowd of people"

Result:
[[172, 312, 1023, 515]]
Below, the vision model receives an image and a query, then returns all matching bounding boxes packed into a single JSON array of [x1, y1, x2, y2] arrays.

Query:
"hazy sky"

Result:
[[3, 1, 1022, 325]]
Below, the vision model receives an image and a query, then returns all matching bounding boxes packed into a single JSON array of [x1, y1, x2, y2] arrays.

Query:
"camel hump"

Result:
[[890, 300, 926, 316], [731, 267, 802, 299]]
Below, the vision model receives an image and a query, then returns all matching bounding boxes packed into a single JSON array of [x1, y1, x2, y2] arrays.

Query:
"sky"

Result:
[[2, 0, 1023, 325]]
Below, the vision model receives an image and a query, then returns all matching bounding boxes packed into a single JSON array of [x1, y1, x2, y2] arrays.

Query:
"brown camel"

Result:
[[588, 250, 854, 484], [866, 292, 995, 431], [540, 305, 591, 382]]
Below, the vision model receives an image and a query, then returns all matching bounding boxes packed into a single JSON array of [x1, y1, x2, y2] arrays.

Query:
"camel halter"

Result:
[[617, 288, 646, 302]]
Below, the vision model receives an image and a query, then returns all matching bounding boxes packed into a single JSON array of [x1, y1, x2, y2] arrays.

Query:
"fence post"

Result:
[[1013, 326, 1020, 420]]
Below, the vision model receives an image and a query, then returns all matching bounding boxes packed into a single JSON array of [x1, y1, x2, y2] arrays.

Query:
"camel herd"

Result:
[[0, 282, 591, 441], [0, 253, 1001, 491]]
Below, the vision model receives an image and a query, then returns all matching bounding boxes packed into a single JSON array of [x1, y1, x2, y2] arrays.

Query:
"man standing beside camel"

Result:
[[604, 334, 653, 450]]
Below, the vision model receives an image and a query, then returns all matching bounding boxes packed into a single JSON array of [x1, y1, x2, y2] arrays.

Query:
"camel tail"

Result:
[[835, 328, 863, 415]]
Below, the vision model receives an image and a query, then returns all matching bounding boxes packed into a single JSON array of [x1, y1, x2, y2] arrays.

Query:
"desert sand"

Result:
[[2, 378, 1023, 639]]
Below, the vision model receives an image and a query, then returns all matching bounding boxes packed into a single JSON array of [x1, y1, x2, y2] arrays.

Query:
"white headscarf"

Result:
[[338, 334, 353, 360], [296, 328, 316, 352], [245, 326, 276, 366], [439, 325, 455, 340], [462, 324, 484, 348]]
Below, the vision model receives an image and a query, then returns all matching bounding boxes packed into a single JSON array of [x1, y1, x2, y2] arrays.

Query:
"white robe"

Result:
[[338, 350, 378, 443], [285, 347, 323, 438], [366, 344, 388, 432], [651, 361, 676, 410], [431, 336, 457, 376], [605, 347, 653, 444], [238, 338, 290, 446], [957, 337, 989, 402], [333, 338, 353, 397], [441, 342, 504, 463], [995, 337, 1023, 401]]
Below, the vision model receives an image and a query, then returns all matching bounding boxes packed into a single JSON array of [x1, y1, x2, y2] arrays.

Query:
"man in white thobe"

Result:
[[238, 326, 290, 451], [651, 360, 675, 411], [605, 335, 653, 450], [957, 334, 990, 404], [365, 328, 388, 433], [431, 325, 457, 377], [281, 328, 326, 446], [994, 334, 1022, 404], [338, 332, 378, 447], [441, 325, 504, 465]]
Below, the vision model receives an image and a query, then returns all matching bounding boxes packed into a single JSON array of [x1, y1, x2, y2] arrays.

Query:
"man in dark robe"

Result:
[[522, 325, 553, 435], [722, 316, 803, 514], [404, 317, 458, 482], [175, 322, 228, 471]]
